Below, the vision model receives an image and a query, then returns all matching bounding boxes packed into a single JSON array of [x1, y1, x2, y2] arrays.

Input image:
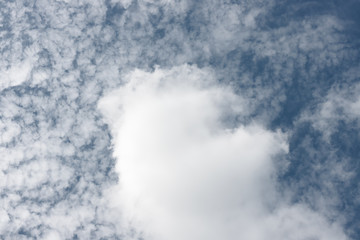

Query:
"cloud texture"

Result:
[[99, 65, 347, 240], [1, 0, 359, 239]]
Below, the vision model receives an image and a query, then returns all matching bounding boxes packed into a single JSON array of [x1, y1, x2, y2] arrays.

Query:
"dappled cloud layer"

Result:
[[0, 0, 360, 239]]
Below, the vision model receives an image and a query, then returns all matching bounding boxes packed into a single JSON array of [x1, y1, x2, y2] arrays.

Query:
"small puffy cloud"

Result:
[[99, 65, 347, 240], [0, 60, 32, 91]]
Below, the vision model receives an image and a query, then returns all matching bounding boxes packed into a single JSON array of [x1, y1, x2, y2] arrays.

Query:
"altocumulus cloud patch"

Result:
[[98, 65, 347, 240]]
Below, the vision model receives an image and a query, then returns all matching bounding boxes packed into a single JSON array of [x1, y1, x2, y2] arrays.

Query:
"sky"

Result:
[[0, 0, 360, 239]]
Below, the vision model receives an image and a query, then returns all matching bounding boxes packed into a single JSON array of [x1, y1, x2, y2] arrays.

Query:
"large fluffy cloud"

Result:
[[99, 65, 348, 240]]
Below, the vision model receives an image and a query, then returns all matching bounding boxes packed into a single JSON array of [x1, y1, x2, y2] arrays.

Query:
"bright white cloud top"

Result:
[[99, 65, 347, 240]]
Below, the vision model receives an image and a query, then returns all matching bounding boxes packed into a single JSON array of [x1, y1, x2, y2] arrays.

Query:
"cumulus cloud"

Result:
[[99, 65, 348, 240]]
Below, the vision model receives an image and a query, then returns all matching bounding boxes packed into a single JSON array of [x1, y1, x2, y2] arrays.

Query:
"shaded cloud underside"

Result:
[[0, 0, 359, 239]]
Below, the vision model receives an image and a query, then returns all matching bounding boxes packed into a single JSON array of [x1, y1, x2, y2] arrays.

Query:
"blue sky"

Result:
[[0, 0, 359, 239]]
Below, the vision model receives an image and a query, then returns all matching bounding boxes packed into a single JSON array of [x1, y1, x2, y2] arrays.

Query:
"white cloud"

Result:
[[99, 65, 347, 240], [301, 81, 360, 141], [0, 209, 9, 233], [0, 0, 357, 238], [0, 60, 32, 90]]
